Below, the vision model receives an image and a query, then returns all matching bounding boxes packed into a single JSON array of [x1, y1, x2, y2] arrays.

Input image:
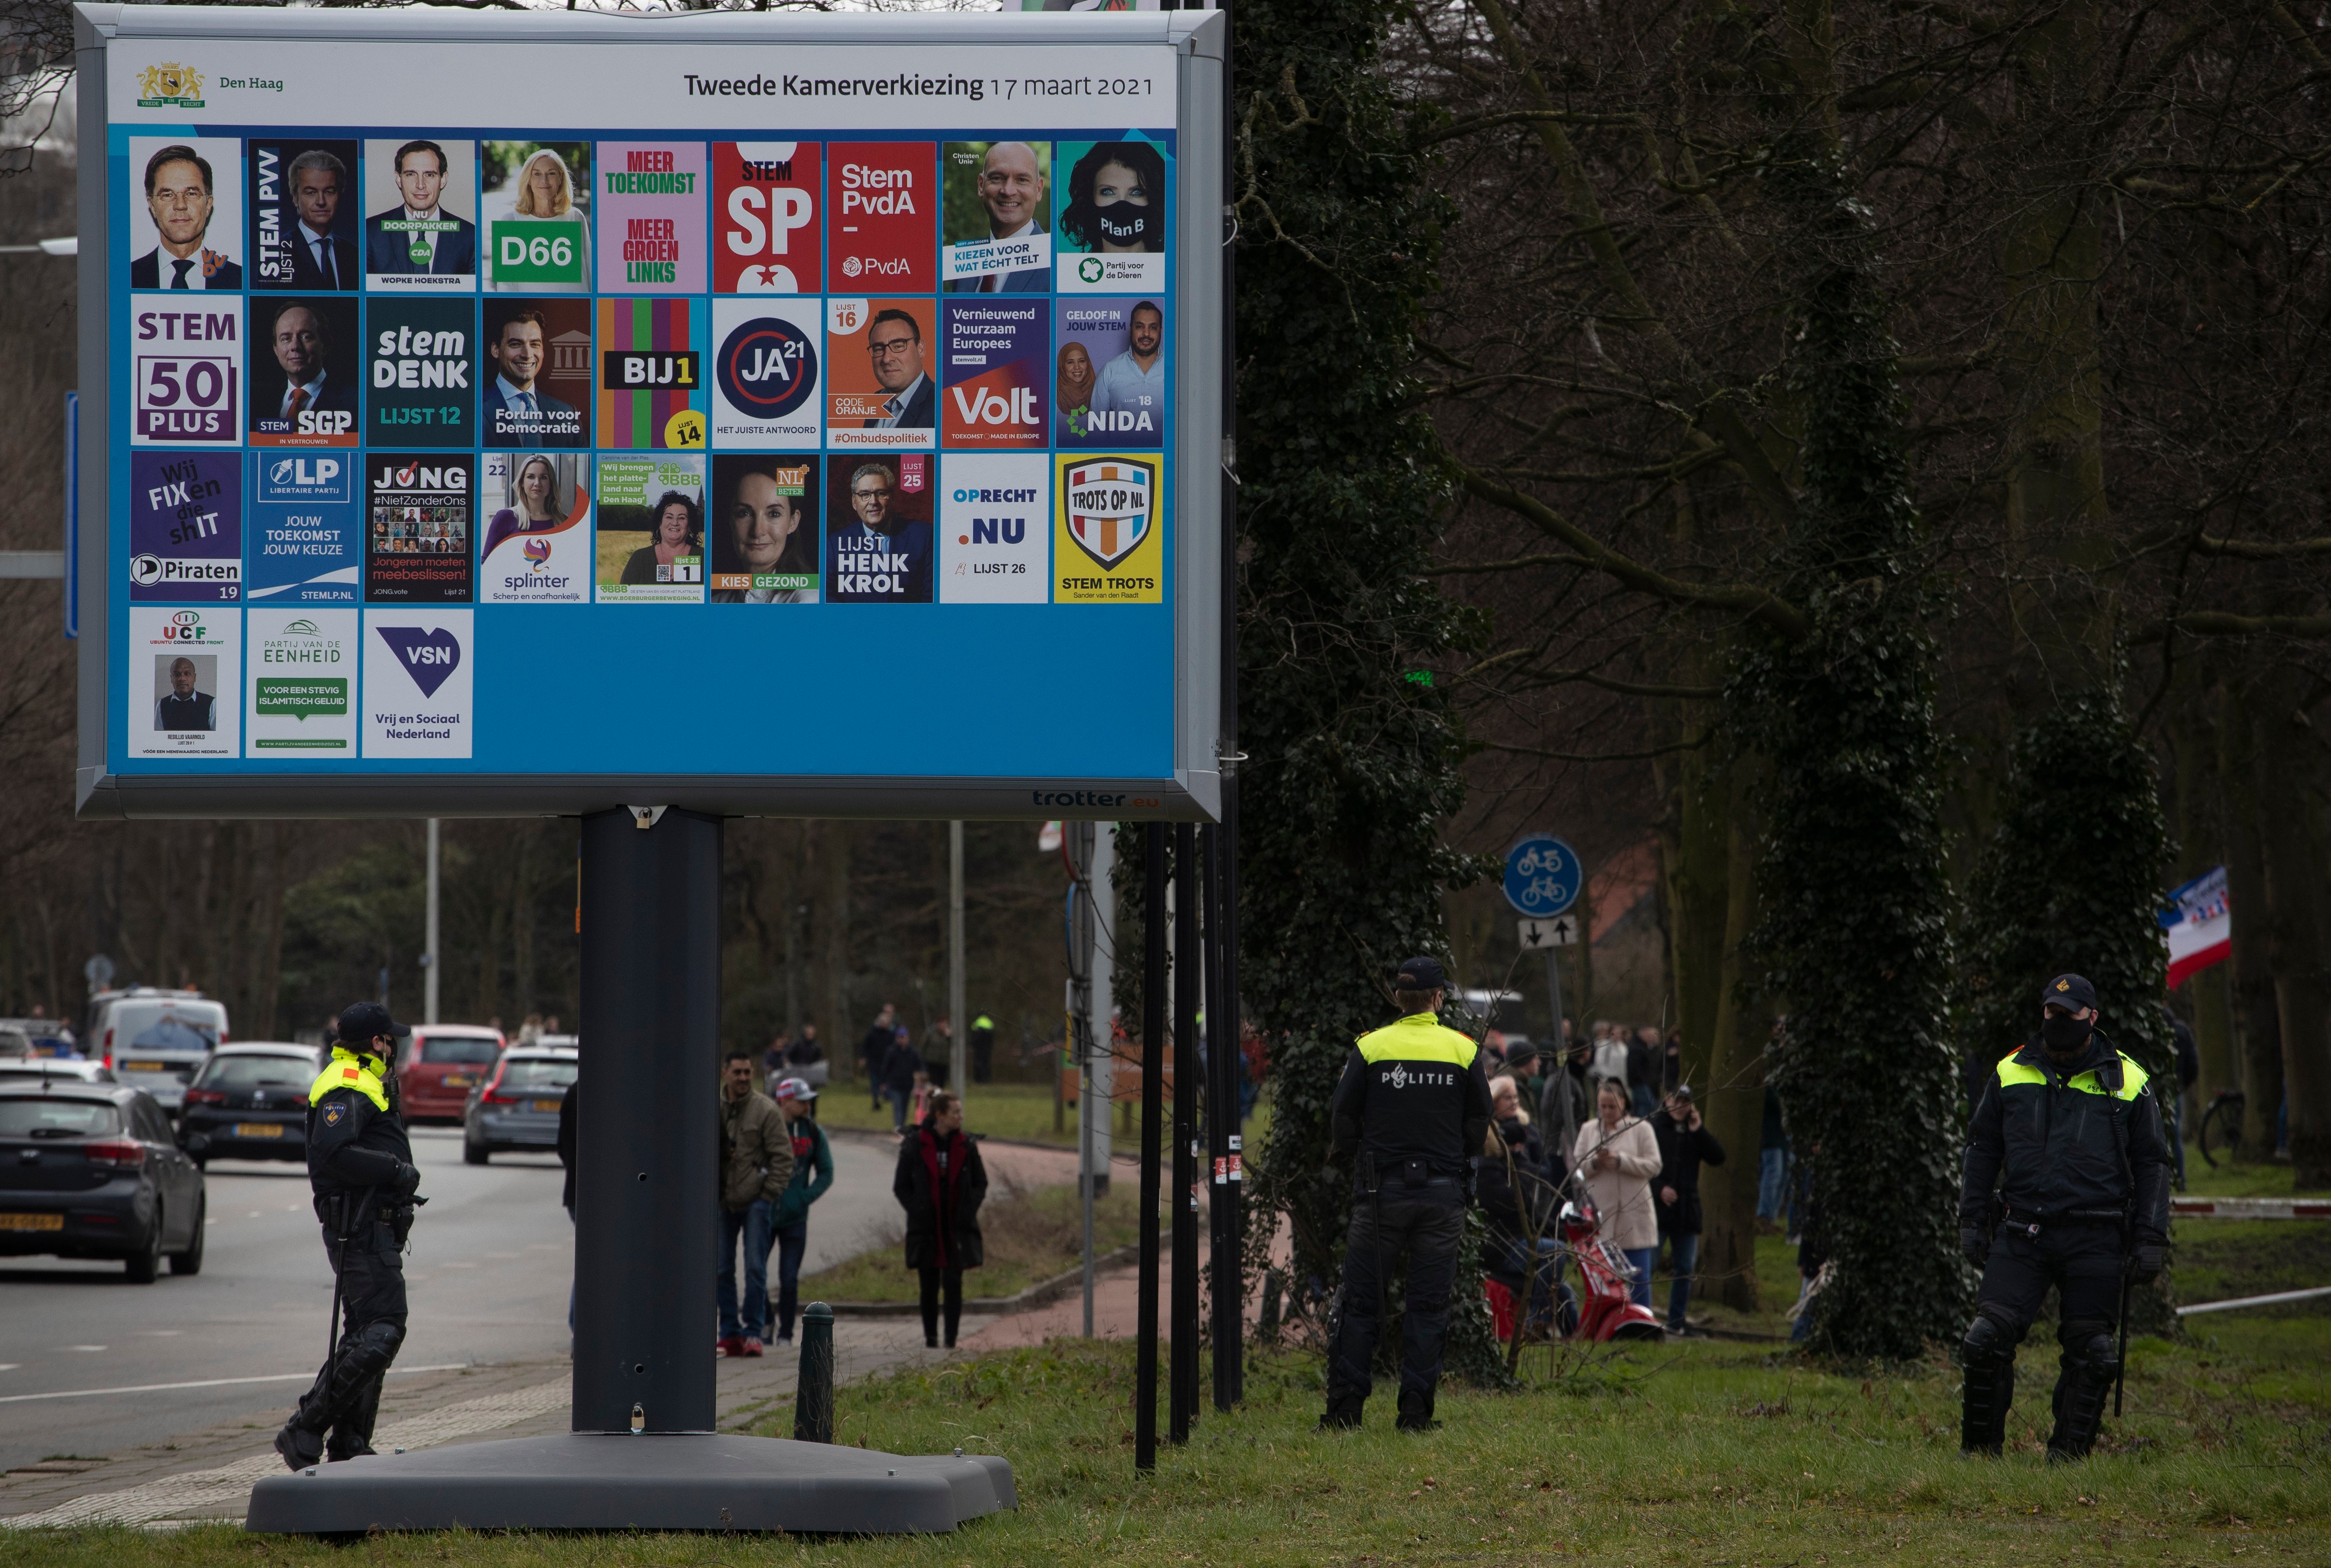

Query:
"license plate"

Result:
[[532, 1099, 563, 1113], [234, 1123, 285, 1138], [443, 1075, 474, 1088], [124, 1061, 165, 1072], [0, 1213, 64, 1232]]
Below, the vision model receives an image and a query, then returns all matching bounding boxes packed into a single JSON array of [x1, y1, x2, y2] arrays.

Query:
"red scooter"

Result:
[[1553, 1183, 1665, 1341]]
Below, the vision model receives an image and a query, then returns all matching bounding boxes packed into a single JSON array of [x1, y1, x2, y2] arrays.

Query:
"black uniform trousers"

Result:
[[1326, 1181, 1464, 1418], [294, 1208, 409, 1458], [1964, 1220, 2125, 1453]]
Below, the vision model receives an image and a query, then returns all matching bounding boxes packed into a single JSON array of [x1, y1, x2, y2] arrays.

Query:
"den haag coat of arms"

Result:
[[1063, 458, 1154, 571], [136, 63, 205, 108]]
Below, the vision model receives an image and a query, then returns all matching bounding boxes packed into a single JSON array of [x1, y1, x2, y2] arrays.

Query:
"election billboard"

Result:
[[77, 4, 1225, 820]]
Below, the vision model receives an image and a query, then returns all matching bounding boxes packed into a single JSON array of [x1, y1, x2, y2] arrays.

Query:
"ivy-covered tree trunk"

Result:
[[1227, 0, 1489, 1375], [1743, 150, 1964, 1360]]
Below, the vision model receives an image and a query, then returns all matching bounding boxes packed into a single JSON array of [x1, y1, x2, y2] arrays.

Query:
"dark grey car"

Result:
[[0, 1082, 207, 1281]]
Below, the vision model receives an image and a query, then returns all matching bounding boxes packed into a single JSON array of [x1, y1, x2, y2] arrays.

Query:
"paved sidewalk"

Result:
[[0, 1315, 994, 1530]]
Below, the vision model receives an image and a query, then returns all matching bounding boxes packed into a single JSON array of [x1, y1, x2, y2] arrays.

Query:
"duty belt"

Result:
[[2003, 1208, 2125, 1234]]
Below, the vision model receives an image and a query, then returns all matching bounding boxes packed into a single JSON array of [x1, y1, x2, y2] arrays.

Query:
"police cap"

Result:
[[2041, 974, 2097, 1014], [337, 1001, 412, 1049], [1395, 956, 1447, 991]]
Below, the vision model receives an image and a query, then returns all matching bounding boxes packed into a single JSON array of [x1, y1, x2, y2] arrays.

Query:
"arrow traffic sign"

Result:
[[1517, 916, 1577, 948]]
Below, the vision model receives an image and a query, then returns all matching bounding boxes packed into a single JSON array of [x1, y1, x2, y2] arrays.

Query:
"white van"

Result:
[[93, 988, 229, 1115]]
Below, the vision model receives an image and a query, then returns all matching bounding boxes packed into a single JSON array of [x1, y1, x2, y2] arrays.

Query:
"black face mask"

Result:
[[1093, 200, 1152, 248], [2040, 1013, 2091, 1053]]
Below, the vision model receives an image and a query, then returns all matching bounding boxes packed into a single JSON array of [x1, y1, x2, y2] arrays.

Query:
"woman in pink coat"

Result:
[[1571, 1077, 1664, 1306]]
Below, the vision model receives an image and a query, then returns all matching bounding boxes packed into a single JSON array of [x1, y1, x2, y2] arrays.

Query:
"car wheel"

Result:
[[463, 1136, 489, 1166], [125, 1209, 163, 1284], [170, 1193, 206, 1276]]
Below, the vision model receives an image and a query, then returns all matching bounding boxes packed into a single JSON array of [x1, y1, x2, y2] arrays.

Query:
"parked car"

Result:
[[0, 1081, 207, 1281], [178, 1043, 324, 1168], [91, 988, 228, 1117], [463, 1047, 578, 1164], [0, 1060, 115, 1085], [395, 1024, 507, 1123]]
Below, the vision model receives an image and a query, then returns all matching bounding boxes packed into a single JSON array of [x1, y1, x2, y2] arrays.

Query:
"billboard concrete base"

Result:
[[243, 1433, 1014, 1535]]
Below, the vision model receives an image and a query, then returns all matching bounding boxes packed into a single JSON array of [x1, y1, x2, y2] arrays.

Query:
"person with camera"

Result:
[[274, 1002, 423, 1469], [1319, 957, 1494, 1434], [1959, 974, 2171, 1462]]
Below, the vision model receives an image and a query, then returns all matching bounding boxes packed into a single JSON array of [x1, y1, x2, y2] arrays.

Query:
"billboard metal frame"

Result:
[[72, 4, 1227, 823]]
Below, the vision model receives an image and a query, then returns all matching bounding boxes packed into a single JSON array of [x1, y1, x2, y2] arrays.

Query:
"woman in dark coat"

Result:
[[892, 1090, 987, 1348]]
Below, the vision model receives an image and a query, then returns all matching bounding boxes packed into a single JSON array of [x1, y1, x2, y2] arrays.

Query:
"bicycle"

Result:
[[2197, 1087, 2245, 1168]]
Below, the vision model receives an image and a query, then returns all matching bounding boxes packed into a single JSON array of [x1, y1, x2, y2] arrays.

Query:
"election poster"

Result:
[[598, 297, 708, 450], [825, 297, 936, 451], [365, 296, 477, 450], [246, 139, 359, 292], [710, 455, 821, 604], [1053, 137, 1169, 293], [596, 453, 707, 603], [1054, 297, 1166, 446], [129, 450, 242, 603], [713, 142, 820, 295], [363, 607, 474, 758], [129, 295, 242, 447], [479, 451, 591, 605], [366, 452, 474, 603], [939, 453, 1048, 604], [942, 140, 1053, 293], [361, 137, 479, 292], [1054, 453, 1163, 603], [827, 142, 935, 293], [127, 137, 245, 292], [600, 141, 707, 294], [826, 453, 934, 605], [481, 299, 592, 449], [247, 295, 360, 448], [482, 141, 592, 294], [942, 299, 1048, 449], [709, 298, 822, 449], [248, 451, 361, 604], [245, 607, 358, 757], [131, 606, 241, 758]]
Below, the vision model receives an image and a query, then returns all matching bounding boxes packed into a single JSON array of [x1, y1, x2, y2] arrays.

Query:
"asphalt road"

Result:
[[0, 1121, 909, 1473]]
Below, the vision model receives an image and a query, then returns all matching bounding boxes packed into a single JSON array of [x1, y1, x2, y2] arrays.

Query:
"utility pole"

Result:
[[1135, 823, 1165, 1473], [1170, 823, 1199, 1443], [948, 821, 966, 1098], [424, 819, 441, 1025]]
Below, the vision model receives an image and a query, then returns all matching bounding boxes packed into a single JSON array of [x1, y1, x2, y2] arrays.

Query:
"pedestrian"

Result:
[[859, 1003, 898, 1110], [717, 1049, 794, 1358], [1660, 1028, 1684, 1095], [766, 1077, 834, 1347], [1756, 1084, 1790, 1231], [786, 1024, 828, 1104], [1589, 1022, 1628, 1094], [1650, 1085, 1725, 1334], [969, 1013, 996, 1084], [517, 1012, 543, 1048], [922, 1016, 955, 1090], [274, 1002, 424, 1469], [1571, 1077, 1661, 1308], [1626, 1026, 1662, 1119], [1475, 1073, 1560, 1335], [1959, 974, 2170, 1462], [761, 1032, 790, 1087], [1318, 956, 1493, 1433], [557, 1075, 578, 1337], [1538, 1022, 1589, 1175], [892, 1089, 987, 1349], [882, 1026, 924, 1132]]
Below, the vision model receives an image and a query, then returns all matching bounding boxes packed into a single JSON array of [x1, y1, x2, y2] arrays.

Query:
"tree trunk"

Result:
[[1656, 690, 1730, 1091], [1700, 768, 1766, 1312], [2218, 679, 2286, 1160], [2251, 667, 2331, 1188]]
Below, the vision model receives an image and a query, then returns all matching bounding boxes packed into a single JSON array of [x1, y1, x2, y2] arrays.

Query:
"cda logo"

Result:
[[715, 316, 816, 419]]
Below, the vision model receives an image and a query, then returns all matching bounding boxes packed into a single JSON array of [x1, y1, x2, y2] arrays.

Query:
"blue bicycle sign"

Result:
[[1502, 834, 1582, 919]]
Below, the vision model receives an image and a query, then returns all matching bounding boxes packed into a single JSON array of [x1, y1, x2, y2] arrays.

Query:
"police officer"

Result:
[[1959, 974, 2170, 1462], [274, 1002, 423, 1469], [1319, 957, 1493, 1433]]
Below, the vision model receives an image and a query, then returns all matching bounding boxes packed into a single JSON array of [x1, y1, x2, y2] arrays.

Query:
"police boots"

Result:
[[1958, 1311, 2014, 1457], [2045, 1322, 2118, 1462]]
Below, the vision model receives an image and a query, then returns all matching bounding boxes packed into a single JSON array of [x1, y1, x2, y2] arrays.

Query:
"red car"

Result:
[[396, 1025, 507, 1123]]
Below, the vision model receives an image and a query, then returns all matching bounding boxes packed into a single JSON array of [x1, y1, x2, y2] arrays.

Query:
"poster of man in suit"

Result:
[[249, 140, 359, 291], [363, 138, 478, 291]]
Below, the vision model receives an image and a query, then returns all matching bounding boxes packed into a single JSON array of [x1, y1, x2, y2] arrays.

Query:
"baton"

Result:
[[2113, 1254, 2133, 1418]]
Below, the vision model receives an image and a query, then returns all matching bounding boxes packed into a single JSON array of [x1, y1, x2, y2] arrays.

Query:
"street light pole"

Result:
[[424, 818, 441, 1025], [948, 821, 966, 1097]]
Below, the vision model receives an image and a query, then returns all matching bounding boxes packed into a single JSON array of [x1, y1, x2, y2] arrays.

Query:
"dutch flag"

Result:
[[2160, 866, 2233, 988]]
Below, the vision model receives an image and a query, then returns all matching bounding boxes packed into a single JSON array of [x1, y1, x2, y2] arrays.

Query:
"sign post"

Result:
[[75, 0, 1229, 1534], [1505, 834, 1583, 1055]]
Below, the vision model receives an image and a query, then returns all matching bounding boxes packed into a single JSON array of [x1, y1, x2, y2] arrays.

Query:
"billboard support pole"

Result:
[[1214, 0, 1246, 1412], [948, 821, 966, 1097], [1170, 822, 1200, 1443], [1136, 822, 1166, 1472], [424, 819, 442, 1026]]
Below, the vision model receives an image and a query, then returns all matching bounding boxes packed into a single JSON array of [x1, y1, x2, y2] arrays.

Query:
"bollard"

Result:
[[793, 1302, 834, 1443]]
